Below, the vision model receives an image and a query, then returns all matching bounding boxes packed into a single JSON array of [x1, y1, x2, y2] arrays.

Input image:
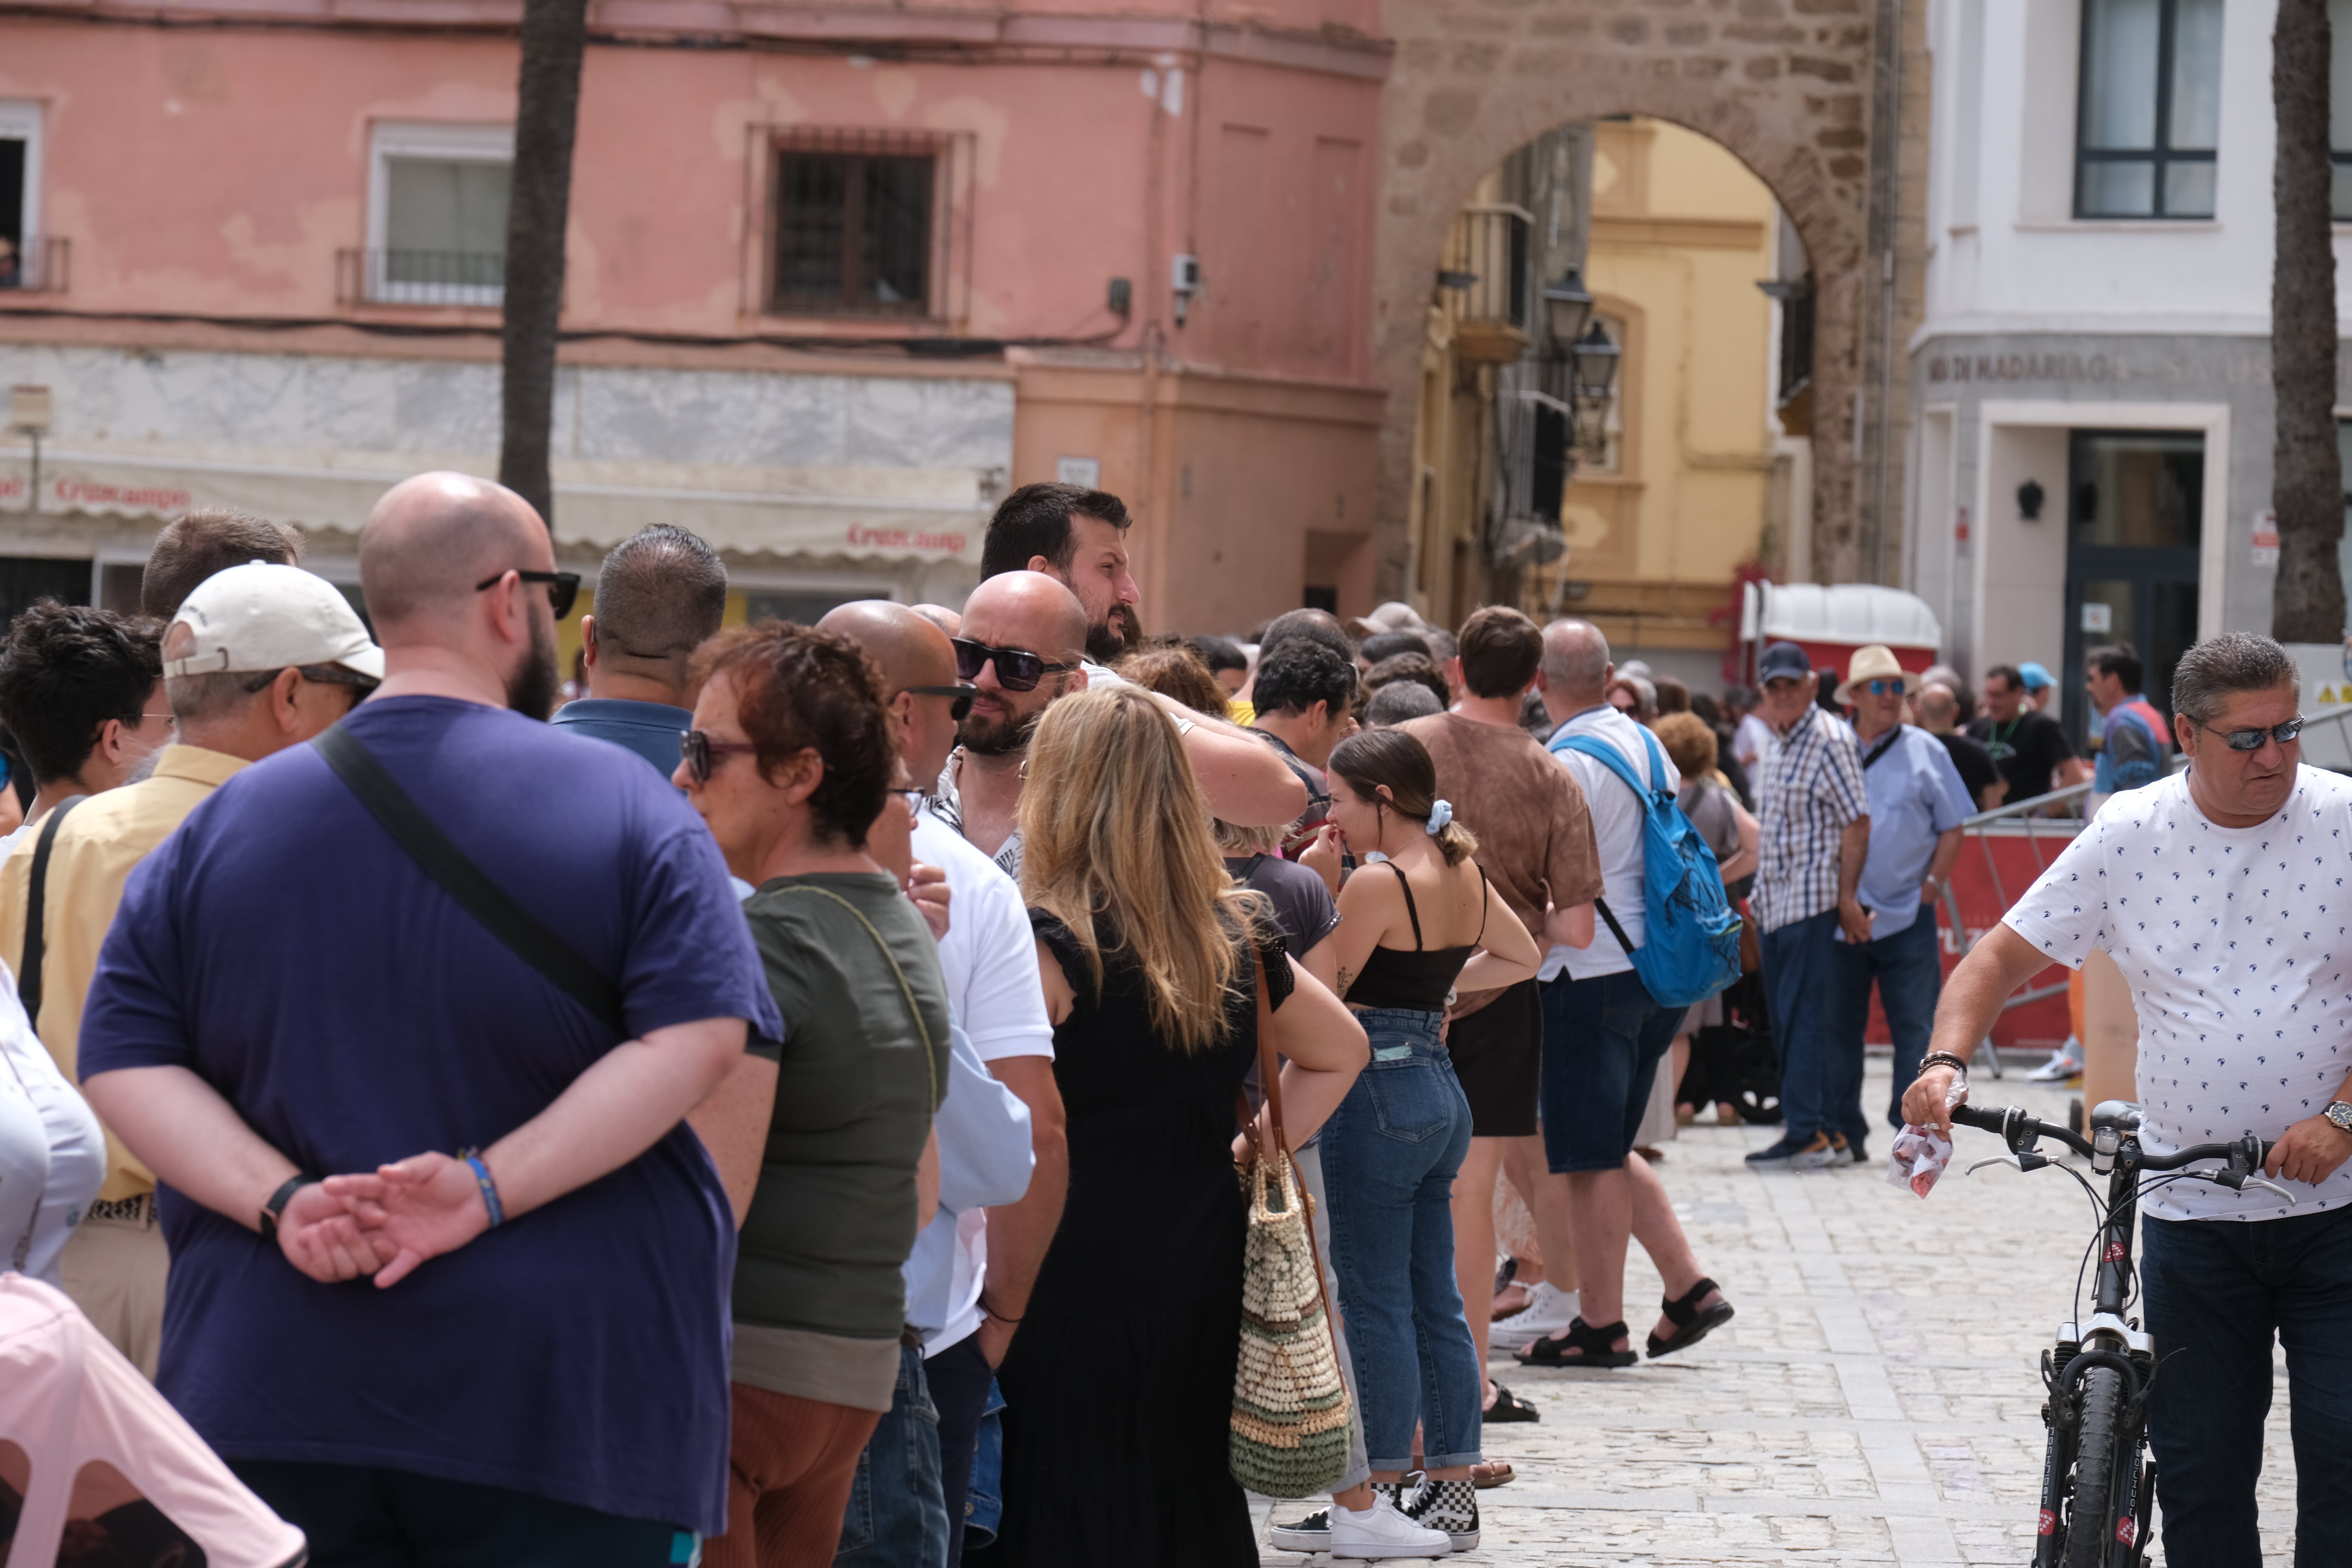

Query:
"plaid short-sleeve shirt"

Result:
[[1753, 705, 1869, 933]]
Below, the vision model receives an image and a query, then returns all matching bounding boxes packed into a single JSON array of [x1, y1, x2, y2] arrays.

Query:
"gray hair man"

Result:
[[548, 524, 728, 776], [1902, 632, 2352, 1563], [0, 563, 378, 1375]]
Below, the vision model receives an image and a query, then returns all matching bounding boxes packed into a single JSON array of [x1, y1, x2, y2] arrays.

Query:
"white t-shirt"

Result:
[[2004, 767, 2352, 1222], [1542, 706, 1680, 983], [906, 811, 1054, 1353], [1733, 712, 1775, 772]]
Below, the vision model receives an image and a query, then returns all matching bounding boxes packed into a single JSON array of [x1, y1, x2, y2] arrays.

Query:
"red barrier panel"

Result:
[[1864, 824, 2078, 1052]]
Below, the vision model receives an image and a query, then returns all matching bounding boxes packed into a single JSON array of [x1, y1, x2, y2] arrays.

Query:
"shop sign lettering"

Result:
[[846, 523, 969, 555]]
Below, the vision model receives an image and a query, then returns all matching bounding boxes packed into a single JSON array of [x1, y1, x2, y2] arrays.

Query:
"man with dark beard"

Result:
[[75, 470, 779, 1562], [977, 483, 1142, 675], [933, 571, 1303, 876]]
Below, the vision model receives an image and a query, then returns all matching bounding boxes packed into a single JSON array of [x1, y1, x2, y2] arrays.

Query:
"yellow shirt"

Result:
[[0, 745, 247, 1201], [1229, 699, 1256, 727]]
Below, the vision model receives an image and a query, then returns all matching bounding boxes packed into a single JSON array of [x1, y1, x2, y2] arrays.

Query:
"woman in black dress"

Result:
[[973, 685, 1366, 1567]]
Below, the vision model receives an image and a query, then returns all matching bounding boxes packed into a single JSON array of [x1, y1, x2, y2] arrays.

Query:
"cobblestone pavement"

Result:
[[1256, 1055, 2299, 1565]]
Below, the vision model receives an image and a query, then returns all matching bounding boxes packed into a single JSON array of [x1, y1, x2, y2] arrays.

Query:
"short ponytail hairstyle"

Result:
[[1326, 727, 1479, 867]]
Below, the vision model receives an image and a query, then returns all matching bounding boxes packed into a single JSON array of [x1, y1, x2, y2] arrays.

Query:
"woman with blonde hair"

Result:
[[979, 686, 1366, 1568], [1288, 727, 1544, 1555]]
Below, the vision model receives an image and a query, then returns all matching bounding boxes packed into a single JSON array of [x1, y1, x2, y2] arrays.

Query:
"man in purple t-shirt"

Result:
[[80, 473, 782, 1565]]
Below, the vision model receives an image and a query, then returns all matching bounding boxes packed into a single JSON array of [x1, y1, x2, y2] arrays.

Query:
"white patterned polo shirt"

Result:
[[2004, 766, 2352, 1222]]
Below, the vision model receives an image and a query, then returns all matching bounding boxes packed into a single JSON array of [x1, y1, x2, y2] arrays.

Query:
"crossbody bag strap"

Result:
[[1590, 895, 1638, 957], [767, 884, 940, 1108], [312, 724, 627, 1037], [19, 795, 86, 1034], [1860, 728, 1902, 772]]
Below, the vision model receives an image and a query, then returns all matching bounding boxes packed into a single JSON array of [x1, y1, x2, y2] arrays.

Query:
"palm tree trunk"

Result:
[[2272, 0, 2345, 642], [498, 0, 589, 530]]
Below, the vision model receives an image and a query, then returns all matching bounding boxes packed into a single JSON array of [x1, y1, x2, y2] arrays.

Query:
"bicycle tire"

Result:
[[2066, 1366, 2128, 1568]]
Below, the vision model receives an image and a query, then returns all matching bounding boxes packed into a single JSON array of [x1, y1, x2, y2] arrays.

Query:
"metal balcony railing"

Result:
[[0, 237, 69, 294], [1437, 205, 1531, 363], [337, 248, 505, 307]]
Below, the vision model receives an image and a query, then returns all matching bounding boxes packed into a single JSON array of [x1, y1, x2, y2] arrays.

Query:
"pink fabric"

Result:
[[0, 1272, 306, 1568]]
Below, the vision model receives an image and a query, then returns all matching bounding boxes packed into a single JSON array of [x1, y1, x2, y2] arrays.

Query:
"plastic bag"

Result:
[[1885, 1080, 1965, 1198]]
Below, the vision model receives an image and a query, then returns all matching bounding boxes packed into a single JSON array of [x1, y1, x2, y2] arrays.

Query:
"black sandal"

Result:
[[1645, 1277, 1736, 1359], [1513, 1316, 1636, 1368], [1483, 1379, 1541, 1422]]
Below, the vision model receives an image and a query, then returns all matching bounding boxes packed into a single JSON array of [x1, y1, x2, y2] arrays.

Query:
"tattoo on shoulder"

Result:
[[1335, 966, 1355, 999]]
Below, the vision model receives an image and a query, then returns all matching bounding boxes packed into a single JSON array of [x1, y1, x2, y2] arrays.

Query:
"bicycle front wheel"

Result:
[[2066, 1366, 2129, 1568]]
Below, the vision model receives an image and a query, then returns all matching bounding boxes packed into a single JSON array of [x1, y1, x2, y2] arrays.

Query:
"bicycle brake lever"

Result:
[[1966, 1155, 2023, 1176], [2239, 1177, 2297, 1203]]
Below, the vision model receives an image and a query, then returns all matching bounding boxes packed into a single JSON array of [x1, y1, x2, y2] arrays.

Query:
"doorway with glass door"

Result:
[[2061, 430, 2202, 747]]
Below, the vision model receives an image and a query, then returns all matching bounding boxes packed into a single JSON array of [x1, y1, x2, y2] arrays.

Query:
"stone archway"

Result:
[[1369, 1, 1876, 599]]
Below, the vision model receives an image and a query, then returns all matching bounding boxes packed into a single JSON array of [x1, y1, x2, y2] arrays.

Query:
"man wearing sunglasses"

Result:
[[1820, 646, 1972, 1159], [549, 525, 727, 780], [937, 573, 1305, 879], [78, 472, 782, 1565], [1903, 632, 2352, 1563]]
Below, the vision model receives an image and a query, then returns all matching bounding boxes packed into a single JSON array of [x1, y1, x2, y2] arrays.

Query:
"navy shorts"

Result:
[[1536, 967, 1679, 1174]]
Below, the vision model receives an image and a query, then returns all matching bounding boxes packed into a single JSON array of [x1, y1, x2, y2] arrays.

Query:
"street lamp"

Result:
[[1542, 268, 1594, 347], [1569, 322, 1620, 400]]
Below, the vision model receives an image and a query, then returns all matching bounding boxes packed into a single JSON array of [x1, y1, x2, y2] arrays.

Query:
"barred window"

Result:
[[768, 130, 970, 320]]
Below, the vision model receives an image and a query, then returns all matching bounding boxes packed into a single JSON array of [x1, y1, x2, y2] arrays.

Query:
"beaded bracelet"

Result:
[[457, 1147, 507, 1228], [1920, 1051, 1971, 1077]]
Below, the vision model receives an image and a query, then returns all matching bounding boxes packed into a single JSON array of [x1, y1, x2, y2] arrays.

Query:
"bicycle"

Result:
[[1946, 1098, 2288, 1568]]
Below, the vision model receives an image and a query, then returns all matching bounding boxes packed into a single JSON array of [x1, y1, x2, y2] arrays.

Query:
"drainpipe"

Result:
[[1865, 0, 1904, 585]]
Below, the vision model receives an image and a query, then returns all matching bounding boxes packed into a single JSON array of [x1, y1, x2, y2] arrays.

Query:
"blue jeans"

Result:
[[1758, 907, 1841, 1140], [1822, 907, 1942, 1143], [1318, 1009, 1482, 1472], [835, 1343, 946, 1568], [1537, 967, 1678, 1174], [2139, 1207, 2352, 1568]]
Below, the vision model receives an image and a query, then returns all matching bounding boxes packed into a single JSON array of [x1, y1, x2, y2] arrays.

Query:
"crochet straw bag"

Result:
[[1229, 952, 1354, 1497]]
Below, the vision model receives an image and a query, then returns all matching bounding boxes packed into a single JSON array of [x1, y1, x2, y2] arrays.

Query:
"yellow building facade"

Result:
[[1537, 118, 1790, 683]]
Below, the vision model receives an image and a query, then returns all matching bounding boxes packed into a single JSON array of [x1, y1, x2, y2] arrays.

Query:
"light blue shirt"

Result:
[[1853, 723, 1972, 939], [902, 1020, 1035, 1351]]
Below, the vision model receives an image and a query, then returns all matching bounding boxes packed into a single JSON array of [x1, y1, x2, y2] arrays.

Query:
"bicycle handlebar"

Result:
[[1949, 1101, 2274, 1173]]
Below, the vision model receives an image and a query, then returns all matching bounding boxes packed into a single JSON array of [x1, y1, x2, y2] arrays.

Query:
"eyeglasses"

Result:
[[474, 569, 582, 620], [900, 683, 978, 723], [951, 638, 1078, 693], [2194, 716, 2305, 752], [1862, 678, 1904, 697], [886, 785, 925, 821], [681, 729, 760, 784]]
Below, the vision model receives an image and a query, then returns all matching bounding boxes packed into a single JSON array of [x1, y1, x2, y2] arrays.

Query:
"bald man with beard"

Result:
[[77, 472, 783, 1563], [817, 601, 1065, 1565], [936, 572, 1304, 876]]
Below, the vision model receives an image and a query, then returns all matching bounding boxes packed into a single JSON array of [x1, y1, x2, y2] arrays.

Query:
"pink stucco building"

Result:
[[0, 0, 1389, 632]]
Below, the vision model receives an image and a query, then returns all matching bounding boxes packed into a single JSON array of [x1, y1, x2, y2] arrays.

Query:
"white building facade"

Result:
[[1909, 0, 2352, 739]]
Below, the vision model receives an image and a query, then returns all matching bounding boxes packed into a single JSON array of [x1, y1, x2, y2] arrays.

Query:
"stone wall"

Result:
[[1369, 0, 1878, 598]]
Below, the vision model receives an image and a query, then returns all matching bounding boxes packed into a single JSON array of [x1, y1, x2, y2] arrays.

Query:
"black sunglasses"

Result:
[[475, 569, 582, 620], [2193, 715, 2305, 752], [680, 729, 760, 785], [900, 683, 978, 723], [951, 638, 1079, 694]]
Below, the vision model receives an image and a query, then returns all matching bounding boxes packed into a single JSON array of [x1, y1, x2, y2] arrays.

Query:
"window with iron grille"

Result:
[[770, 130, 961, 318]]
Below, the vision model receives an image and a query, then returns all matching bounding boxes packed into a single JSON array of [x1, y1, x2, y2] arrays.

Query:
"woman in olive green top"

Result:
[[676, 622, 949, 1568]]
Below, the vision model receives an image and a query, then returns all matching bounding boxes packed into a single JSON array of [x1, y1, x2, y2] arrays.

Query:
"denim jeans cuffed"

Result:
[[1318, 1008, 1482, 1473], [1821, 906, 1943, 1141], [2139, 1205, 2352, 1568], [1758, 907, 1842, 1140]]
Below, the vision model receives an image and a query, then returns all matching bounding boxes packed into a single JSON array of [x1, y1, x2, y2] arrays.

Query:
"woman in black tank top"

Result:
[[1291, 730, 1542, 1548]]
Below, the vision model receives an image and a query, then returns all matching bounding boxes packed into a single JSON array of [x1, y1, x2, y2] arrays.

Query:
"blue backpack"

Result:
[[1549, 726, 1744, 1008]]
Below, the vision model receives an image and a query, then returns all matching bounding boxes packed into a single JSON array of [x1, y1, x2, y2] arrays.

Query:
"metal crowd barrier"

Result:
[[1935, 704, 2352, 1077]]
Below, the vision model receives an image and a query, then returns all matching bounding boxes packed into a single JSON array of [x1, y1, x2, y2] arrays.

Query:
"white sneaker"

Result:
[[1489, 1280, 1580, 1348], [2026, 1037, 2085, 1083], [1328, 1493, 1453, 1559]]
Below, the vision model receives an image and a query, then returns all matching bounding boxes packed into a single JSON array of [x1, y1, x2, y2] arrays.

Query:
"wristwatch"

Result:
[[2326, 1102, 2352, 1136], [259, 1173, 320, 1240]]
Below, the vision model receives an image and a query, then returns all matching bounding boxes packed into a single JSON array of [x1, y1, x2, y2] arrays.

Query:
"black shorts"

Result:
[[1444, 978, 1542, 1137], [231, 1461, 694, 1568]]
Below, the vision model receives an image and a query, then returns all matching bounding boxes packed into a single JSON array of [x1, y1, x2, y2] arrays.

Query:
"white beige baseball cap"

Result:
[[165, 562, 385, 681]]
